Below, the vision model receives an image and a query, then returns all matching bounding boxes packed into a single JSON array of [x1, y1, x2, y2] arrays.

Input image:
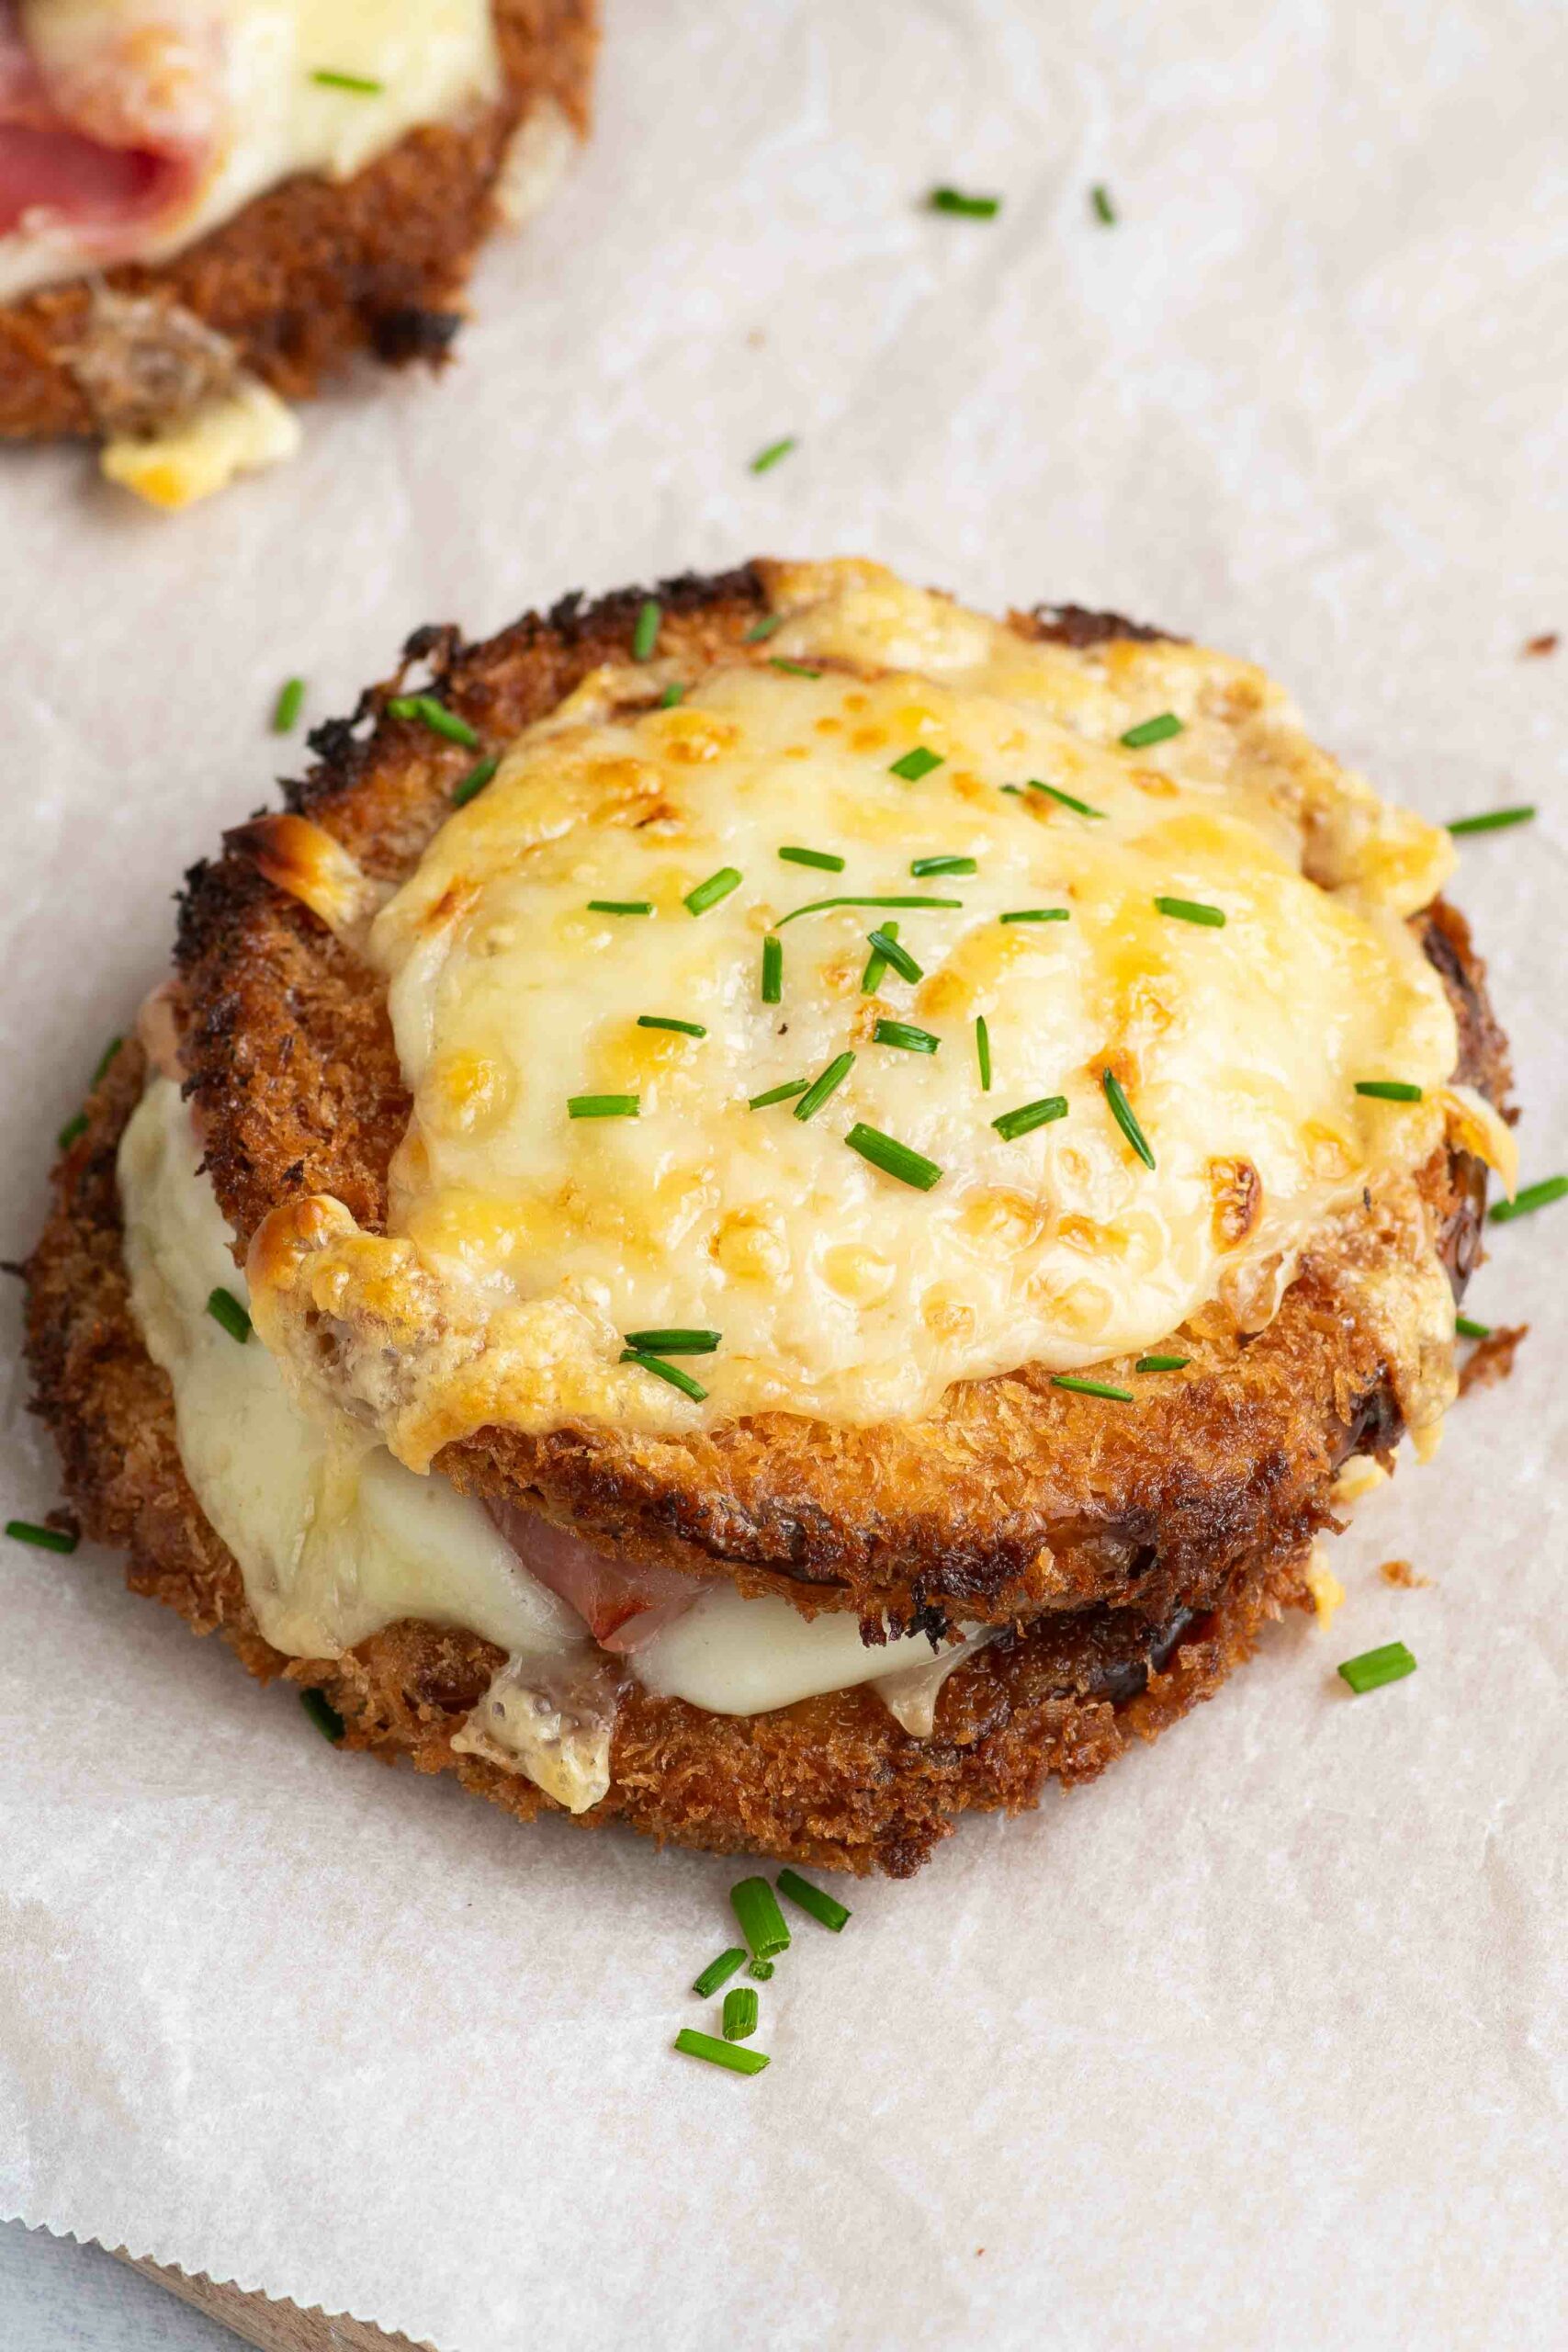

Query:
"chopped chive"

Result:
[[1455, 1315, 1491, 1340], [1090, 182, 1116, 225], [1337, 1641, 1417, 1695], [750, 436, 797, 475], [569, 1093, 639, 1120], [776, 1868, 851, 1931], [999, 907, 1070, 924], [731, 1874, 791, 1960], [910, 854, 977, 876], [976, 1014, 992, 1091], [1489, 1174, 1568, 1224], [588, 899, 653, 916], [206, 1287, 252, 1343], [57, 1112, 87, 1150], [271, 675, 305, 733], [658, 682, 686, 708], [299, 1687, 344, 1741], [453, 752, 500, 808], [864, 928, 923, 984], [889, 745, 945, 782], [1447, 806, 1535, 835], [684, 866, 742, 916], [1101, 1068, 1155, 1168], [769, 658, 822, 679], [1028, 778, 1104, 819], [6, 1519, 77, 1555], [749, 1079, 808, 1110], [722, 1986, 760, 2041], [623, 1329, 720, 1355], [747, 1958, 775, 1981], [632, 598, 661, 661], [777, 894, 964, 927], [386, 694, 479, 749], [929, 186, 1000, 219], [795, 1051, 855, 1122], [1355, 1080, 1424, 1102], [311, 68, 383, 94], [862, 918, 897, 994], [1120, 712, 1183, 750], [778, 844, 845, 871], [844, 1123, 943, 1192], [761, 933, 783, 1004], [998, 783, 1025, 797], [744, 614, 786, 641], [91, 1036, 123, 1086], [1156, 896, 1225, 927], [692, 1947, 747, 1998], [637, 1015, 707, 1037], [673, 2028, 769, 2076], [619, 1350, 707, 1402], [1052, 1374, 1134, 1403], [1135, 1354, 1190, 1373], [873, 1019, 940, 1055], [992, 1094, 1068, 1141]]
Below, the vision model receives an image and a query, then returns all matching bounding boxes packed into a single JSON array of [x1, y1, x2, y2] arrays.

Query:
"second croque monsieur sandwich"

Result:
[[27, 559, 1515, 1874]]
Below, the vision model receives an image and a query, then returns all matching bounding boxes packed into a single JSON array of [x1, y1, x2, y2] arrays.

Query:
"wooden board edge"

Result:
[[113, 2250, 436, 2352]]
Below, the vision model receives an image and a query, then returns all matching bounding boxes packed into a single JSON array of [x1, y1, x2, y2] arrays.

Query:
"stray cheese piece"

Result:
[[1303, 1541, 1346, 1631], [1331, 1454, 1389, 1508], [100, 377, 301, 509]]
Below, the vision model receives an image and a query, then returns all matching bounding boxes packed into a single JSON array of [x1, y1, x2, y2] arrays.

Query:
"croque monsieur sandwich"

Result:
[[0, 0, 595, 503], [27, 560, 1516, 1876]]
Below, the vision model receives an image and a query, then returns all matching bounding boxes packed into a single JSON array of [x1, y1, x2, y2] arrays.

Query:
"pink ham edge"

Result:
[[486, 1498, 714, 1654]]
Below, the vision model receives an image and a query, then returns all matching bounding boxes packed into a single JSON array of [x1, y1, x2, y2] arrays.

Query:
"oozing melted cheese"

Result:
[[2, 0, 499, 301], [249, 560, 1462, 1458]]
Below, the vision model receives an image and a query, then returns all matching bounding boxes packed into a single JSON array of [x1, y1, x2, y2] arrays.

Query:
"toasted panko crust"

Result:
[[0, 0, 597, 440], [170, 567, 1510, 1637]]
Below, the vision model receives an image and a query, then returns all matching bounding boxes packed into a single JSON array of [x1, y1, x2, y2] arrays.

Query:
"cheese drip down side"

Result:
[[248, 560, 1463, 1460]]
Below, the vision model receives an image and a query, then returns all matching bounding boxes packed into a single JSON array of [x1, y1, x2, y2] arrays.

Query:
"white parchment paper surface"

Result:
[[2, 5, 1564, 2346]]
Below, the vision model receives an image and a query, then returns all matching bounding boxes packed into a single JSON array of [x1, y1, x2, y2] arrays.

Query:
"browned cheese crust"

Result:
[[0, 0, 598, 440], [170, 567, 1512, 1641]]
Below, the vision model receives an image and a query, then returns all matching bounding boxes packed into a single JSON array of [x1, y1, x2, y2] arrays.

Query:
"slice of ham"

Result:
[[487, 1498, 714, 1656]]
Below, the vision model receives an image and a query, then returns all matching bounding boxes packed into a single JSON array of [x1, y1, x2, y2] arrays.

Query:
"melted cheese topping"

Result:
[[2, 0, 499, 301], [99, 372, 300, 504], [248, 560, 1461, 1458]]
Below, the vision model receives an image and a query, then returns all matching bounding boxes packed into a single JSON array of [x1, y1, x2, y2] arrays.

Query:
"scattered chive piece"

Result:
[[976, 1014, 992, 1091], [619, 1349, 707, 1403], [1156, 895, 1225, 927], [1090, 182, 1116, 224], [998, 783, 1025, 797], [873, 1018, 940, 1055], [1455, 1315, 1491, 1340], [637, 1015, 707, 1037], [722, 1986, 760, 2041], [632, 598, 661, 661], [731, 1874, 792, 1961], [747, 1958, 775, 1981], [1120, 712, 1183, 750], [453, 752, 500, 808], [673, 2028, 769, 2076], [1136, 1354, 1190, 1373], [692, 1948, 747, 1998], [770, 658, 822, 679], [271, 676, 305, 733], [1101, 1068, 1155, 1168], [794, 1050, 855, 1122], [929, 185, 1000, 219], [778, 844, 845, 871], [6, 1519, 77, 1555], [386, 694, 479, 749], [1028, 778, 1104, 819], [92, 1035, 124, 1086], [1052, 1374, 1134, 1403], [658, 682, 686, 708], [999, 907, 1070, 925], [1356, 1080, 1424, 1102], [56, 1112, 87, 1150], [864, 927, 923, 984], [749, 1079, 808, 1110], [623, 1329, 720, 1355], [299, 1687, 344, 1742], [777, 894, 963, 927], [1337, 1641, 1417, 1695], [775, 1868, 851, 1931], [569, 1093, 639, 1119], [311, 68, 383, 94], [744, 614, 786, 641], [750, 436, 797, 474], [910, 854, 977, 876], [1489, 1174, 1568, 1224], [862, 919, 897, 994], [889, 746, 945, 782], [844, 1122, 943, 1192], [992, 1094, 1068, 1141], [206, 1287, 252, 1344], [588, 899, 653, 916], [761, 933, 784, 1004], [685, 866, 742, 916], [1447, 806, 1535, 835]]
